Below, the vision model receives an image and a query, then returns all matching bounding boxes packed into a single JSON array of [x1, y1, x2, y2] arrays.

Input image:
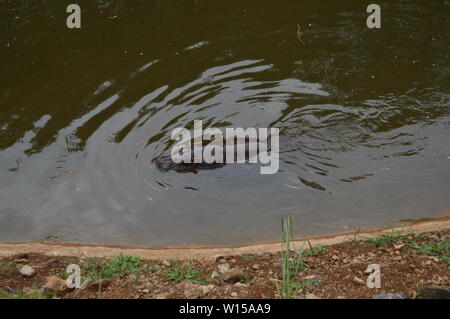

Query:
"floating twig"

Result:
[[296, 24, 305, 44]]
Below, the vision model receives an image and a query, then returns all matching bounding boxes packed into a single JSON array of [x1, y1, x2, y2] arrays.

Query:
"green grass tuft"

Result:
[[408, 239, 450, 265], [303, 245, 327, 256], [362, 231, 421, 247], [277, 218, 323, 299], [0, 288, 52, 299], [162, 265, 206, 284], [83, 254, 142, 280]]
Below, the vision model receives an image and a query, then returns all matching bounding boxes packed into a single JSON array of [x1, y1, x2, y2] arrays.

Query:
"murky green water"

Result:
[[0, 0, 449, 247]]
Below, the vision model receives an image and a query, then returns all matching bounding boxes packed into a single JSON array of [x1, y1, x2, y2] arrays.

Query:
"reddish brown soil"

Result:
[[0, 230, 448, 299]]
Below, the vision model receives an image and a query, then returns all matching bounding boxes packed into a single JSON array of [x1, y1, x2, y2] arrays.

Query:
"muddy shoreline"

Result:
[[1, 225, 448, 299], [1, 216, 449, 261]]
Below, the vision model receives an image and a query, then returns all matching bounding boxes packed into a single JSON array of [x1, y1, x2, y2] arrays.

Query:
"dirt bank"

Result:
[[0, 227, 448, 299]]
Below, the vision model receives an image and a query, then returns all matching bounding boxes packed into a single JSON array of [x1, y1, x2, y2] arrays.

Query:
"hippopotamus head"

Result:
[[153, 155, 174, 172]]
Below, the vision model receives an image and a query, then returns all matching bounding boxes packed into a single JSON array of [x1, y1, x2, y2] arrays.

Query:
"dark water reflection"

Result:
[[0, 0, 449, 246]]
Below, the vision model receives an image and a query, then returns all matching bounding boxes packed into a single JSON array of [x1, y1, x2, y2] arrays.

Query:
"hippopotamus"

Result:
[[153, 137, 261, 174], [153, 130, 280, 174]]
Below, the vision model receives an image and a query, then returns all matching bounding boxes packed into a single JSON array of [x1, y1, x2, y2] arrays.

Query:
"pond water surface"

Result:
[[0, 0, 449, 246]]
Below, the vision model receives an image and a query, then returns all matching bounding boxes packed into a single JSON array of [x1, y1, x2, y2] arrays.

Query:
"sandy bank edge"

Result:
[[1, 217, 449, 261]]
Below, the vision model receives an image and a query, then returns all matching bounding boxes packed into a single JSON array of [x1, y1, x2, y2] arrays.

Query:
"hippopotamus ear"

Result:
[[154, 156, 173, 171]]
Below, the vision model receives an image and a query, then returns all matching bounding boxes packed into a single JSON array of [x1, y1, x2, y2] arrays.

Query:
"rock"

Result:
[[367, 252, 377, 258], [418, 286, 450, 299], [142, 289, 150, 294], [179, 283, 215, 299], [351, 258, 362, 264], [42, 276, 72, 295], [214, 255, 225, 262], [84, 279, 113, 292], [183, 287, 200, 299], [352, 276, 364, 285], [150, 264, 161, 272], [373, 293, 407, 299], [392, 256, 402, 261], [428, 256, 439, 263], [211, 271, 220, 279], [19, 265, 36, 277], [14, 253, 29, 260], [199, 285, 215, 295], [182, 283, 213, 299], [393, 243, 405, 250], [183, 284, 202, 299], [218, 263, 230, 274], [15, 258, 28, 264], [251, 264, 260, 270], [223, 269, 247, 284], [331, 255, 339, 261], [234, 282, 248, 288], [269, 278, 281, 284], [161, 260, 171, 267], [230, 292, 238, 297]]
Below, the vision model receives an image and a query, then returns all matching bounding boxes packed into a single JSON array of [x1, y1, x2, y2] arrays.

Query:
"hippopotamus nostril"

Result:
[[154, 156, 173, 171]]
